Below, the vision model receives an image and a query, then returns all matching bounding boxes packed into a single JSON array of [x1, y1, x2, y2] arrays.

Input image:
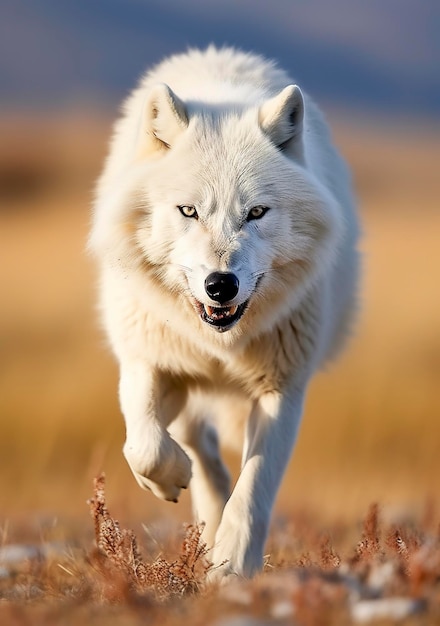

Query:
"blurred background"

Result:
[[1, 0, 439, 535]]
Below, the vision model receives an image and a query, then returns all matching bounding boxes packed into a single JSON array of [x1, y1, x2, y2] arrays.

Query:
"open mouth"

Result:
[[194, 300, 248, 332]]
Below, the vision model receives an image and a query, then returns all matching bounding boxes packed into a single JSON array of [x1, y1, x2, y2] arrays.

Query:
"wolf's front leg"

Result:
[[119, 362, 192, 502], [211, 386, 305, 579]]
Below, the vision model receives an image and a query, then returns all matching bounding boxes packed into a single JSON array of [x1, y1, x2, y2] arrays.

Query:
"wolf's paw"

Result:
[[206, 561, 241, 585], [209, 513, 264, 581], [208, 547, 261, 583], [123, 429, 192, 502]]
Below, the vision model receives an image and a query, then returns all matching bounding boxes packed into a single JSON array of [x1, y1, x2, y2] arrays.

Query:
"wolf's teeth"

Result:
[[203, 304, 239, 319]]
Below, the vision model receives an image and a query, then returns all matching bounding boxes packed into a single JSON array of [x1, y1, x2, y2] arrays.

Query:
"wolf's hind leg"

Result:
[[169, 412, 230, 548]]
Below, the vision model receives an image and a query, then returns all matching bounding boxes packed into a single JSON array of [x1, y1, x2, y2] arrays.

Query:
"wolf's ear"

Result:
[[259, 85, 304, 150], [138, 83, 188, 153]]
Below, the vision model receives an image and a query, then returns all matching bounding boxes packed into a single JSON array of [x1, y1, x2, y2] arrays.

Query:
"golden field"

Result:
[[0, 112, 439, 624]]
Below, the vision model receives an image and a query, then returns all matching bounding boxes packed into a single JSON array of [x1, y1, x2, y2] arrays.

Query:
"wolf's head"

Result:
[[94, 82, 343, 341]]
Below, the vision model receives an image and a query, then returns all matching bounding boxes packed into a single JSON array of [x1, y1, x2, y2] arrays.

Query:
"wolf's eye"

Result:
[[247, 205, 270, 221], [178, 205, 198, 219]]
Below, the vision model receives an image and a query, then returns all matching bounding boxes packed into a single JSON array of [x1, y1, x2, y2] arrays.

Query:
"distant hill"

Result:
[[1, 0, 439, 116]]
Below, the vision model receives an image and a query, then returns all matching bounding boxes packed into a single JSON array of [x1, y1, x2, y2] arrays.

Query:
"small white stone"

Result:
[[219, 583, 253, 606], [270, 599, 295, 619], [367, 561, 395, 592], [352, 597, 424, 623], [0, 544, 41, 564]]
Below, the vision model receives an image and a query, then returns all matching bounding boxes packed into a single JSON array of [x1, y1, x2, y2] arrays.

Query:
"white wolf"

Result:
[[90, 46, 358, 580]]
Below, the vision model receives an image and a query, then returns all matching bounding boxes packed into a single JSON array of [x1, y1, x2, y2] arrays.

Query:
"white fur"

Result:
[[90, 46, 359, 580]]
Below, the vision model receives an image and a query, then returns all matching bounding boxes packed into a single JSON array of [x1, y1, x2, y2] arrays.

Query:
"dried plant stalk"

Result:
[[88, 473, 211, 600]]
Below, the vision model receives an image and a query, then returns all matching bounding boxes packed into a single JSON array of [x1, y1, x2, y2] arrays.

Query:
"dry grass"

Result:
[[0, 474, 439, 624], [0, 111, 439, 622], [88, 474, 211, 599]]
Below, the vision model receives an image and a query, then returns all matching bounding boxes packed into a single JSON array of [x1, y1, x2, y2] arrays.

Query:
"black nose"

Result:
[[204, 272, 239, 304]]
